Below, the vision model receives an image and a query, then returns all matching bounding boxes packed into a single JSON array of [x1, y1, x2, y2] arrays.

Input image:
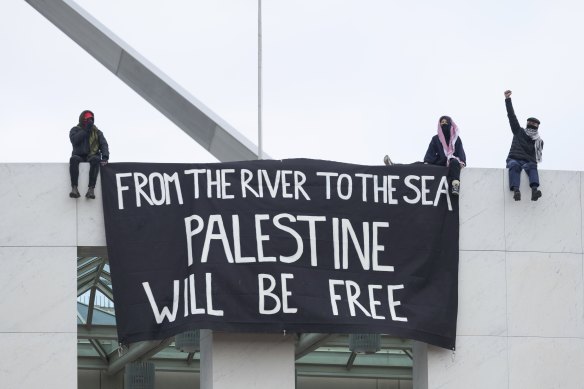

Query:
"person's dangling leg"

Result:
[[506, 159, 522, 201], [69, 155, 83, 198], [523, 162, 541, 201], [86, 156, 100, 199], [448, 159, 461, 196]]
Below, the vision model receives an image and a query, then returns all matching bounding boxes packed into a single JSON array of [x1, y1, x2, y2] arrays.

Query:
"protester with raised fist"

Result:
[[504, 90, 543, 201]]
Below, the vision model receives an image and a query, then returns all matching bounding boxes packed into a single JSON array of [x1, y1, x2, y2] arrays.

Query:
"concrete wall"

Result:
[[1, 164, 582, 389], [415, 168, 584, 389], [0, 164, 85, 389]]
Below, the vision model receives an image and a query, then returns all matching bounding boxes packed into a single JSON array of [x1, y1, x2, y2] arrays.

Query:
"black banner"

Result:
[[101, 159, 459, 349]]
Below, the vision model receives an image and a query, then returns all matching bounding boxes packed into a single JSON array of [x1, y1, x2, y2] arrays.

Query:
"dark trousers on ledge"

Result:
[[506, 158, 539, 189], [70, 154, 101, 188]]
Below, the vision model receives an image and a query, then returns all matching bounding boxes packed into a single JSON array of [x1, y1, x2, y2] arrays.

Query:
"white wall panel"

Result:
[[426, 336, 508, 389], [504, 170, 581, 253], [508, 337, 584, 389], [457, 251, 507, 336], [459, 168, 505, 251], [0, 333, 76, 389], [506, 252, 584, 338], [0, 164, 76, 246], [0, 246, 76, 332], [201, 331, 295, 389]]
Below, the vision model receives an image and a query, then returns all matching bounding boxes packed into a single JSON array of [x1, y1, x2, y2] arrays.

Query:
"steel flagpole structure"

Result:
[[258, 0, 263, 160]]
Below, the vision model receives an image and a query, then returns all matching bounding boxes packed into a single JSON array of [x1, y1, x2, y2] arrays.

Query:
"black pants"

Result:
[[447, 159, 461, 182], [70, 154, 101, 187]]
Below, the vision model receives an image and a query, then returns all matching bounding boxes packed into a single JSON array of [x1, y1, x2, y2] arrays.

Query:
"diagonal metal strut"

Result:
[[25, 0, 262, 162]]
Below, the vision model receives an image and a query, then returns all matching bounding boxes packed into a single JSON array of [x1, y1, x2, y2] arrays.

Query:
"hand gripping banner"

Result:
[[101, 159, 459, 349]]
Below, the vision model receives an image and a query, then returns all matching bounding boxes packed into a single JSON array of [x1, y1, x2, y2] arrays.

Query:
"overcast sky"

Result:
[[2, 0, 583, 171]]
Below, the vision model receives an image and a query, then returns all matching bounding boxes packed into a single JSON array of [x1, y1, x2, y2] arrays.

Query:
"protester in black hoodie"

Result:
[[504, 90, 543, 201], [423, 115, 466, 196], [69, 110, 109, 199]]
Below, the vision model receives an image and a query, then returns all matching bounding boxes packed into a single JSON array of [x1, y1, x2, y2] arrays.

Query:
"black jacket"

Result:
[[424, 136, 466, 166], [505, 98, 541, 163], [69, 125, 109, 160]]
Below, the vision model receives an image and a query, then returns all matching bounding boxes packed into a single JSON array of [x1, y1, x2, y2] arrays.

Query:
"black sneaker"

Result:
[[86, 187, 96, 199], [513, 189, 521, 201], [69, 186, 80, 198], [531, 187, 542, 201]]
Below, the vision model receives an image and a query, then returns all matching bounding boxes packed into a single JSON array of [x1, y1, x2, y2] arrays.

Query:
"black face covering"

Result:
[[84, 118, 94, 130], [441, 123, 451, 142], [526, 124, 538, 130]]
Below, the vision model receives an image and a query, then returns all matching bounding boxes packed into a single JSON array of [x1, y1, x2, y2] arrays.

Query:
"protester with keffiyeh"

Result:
[[423, 115, 467, 196], [69, 110, 109, 199], [504, 90, 543, 201]]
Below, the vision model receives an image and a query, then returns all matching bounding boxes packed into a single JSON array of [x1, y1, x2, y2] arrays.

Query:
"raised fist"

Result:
[[504, 90, 512, 98]]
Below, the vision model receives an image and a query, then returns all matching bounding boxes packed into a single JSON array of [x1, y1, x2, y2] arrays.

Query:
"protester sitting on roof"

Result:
[[423, 115, 466, 196], [69, 110, 109, 199], [504, 90, 543, 201]]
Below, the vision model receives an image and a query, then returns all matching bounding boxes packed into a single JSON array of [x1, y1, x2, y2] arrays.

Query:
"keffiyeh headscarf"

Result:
[[437, 116, 465, 167], [525, 127, 543, 163]]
